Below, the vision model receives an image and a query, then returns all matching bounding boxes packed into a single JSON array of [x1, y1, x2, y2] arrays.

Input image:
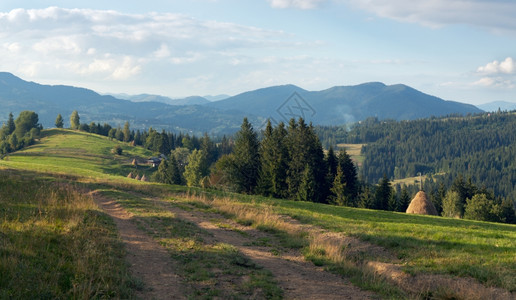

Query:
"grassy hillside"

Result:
[[1, 129, 515, 298], [0, 129, 155, 179]]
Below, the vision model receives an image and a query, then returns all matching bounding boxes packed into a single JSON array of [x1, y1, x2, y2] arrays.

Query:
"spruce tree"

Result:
[[286, 118, 326, 202], [55, 114, 64, 128], [397, 187, 410, 212], [155, 159, 170, 183], [168, 155, 183, 185], [324, 146, 338, 202], [297, 164, 317, 202], [338, 149, 358, 203], [200, 132, 217, 166], [6, 112, 15, 135], [374, 174, 391, 210], [257, 120, 275, 196], [330, 165, 349, 206], [232, 118, 260, 194]]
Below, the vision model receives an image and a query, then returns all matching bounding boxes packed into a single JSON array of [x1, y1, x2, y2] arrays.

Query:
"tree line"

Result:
[[0, 111, 42, 155], [3, 110, 514, 224]]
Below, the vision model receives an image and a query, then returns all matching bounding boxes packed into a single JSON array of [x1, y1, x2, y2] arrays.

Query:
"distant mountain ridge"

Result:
[[0, 72, 248, 135], [112, 93, 211, 106], [207, 82, 483, 125], [0, 72, 482, 134]]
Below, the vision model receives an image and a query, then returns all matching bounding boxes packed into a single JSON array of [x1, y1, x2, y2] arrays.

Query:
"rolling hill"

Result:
[[0, 72, 482, 134]]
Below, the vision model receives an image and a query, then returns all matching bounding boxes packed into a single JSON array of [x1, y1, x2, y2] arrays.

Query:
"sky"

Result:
[[0, 0, 515, 105]]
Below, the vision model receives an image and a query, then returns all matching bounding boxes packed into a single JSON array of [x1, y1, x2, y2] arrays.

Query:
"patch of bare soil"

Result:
[[163, 204, 377, 300], [92, 192, 188, 300]]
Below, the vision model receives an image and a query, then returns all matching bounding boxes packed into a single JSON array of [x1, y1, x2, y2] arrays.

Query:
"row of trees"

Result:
[[164, 117, 360, 205], [0, 111, 42, 155]]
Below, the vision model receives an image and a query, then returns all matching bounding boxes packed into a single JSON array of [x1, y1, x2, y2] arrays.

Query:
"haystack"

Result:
[[131, 158, 138, 166], [134, 174, 141, 181], [127, 172, 133, 179], [406, 191, 438, 216], [140, 174, 148, 182]]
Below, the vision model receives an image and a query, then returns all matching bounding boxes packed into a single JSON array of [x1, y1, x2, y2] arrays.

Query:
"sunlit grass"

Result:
[[0, 170, 137, 298], [0, 128, 155, 179]]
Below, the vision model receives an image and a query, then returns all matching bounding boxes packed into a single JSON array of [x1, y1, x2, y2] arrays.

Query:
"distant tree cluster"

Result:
[[0, 111, 42, 155]]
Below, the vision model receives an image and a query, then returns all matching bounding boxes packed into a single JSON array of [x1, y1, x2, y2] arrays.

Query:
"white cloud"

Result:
[[474, 77, 514, 88], [0, 6, 300, 91], [473, 57, 516, 89], [477, 57, 515, 75], [267, 0, 326, 9], [346, 0, 516, 32]]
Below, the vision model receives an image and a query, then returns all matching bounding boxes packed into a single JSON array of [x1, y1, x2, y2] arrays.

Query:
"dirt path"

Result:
[[92, 192, 187, 300], [164, 203, 376, 300]]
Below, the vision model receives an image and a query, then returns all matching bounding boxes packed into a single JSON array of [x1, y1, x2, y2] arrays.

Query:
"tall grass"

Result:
[[0, 170, 136, 299]]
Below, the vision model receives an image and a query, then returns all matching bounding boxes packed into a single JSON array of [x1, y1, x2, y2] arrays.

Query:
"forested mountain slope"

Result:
[[333, 112, 516, 201]]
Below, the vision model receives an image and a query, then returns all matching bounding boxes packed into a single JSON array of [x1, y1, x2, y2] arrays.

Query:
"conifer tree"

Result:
[[6, 112, 15, 135], [338, 149, 358, 203], [297, 164, 317, 202], [397, 187, 410, 212], [330, 165, 349, 206], [232, 118, 260, 193], [374, 174, 391, 210], [168, 155, 183, 185], [286, 118, 326, 202], [257, 120, 275, 196], [200, 132, 217, 166], [324, 146, 338, 202], [155, 159, 170, 183], [55, 114, 64, 128], [257, 120, 289, 198], [358, 185, 374, 209]]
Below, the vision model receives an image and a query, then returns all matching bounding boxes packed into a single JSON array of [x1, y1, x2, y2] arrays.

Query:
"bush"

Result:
[[111, 145, 123, 155]]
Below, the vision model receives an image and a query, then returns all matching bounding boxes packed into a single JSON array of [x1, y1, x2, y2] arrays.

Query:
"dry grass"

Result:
[[0, 170, 137, 299], [174, 192, 515, 299], [406, 191, 438, 215]]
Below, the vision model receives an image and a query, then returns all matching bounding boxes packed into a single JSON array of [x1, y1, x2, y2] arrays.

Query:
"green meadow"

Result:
[[1, 129, 515, 298]]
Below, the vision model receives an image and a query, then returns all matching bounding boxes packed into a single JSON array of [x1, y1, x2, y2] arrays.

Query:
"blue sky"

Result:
[[0, 0, 515, 105]]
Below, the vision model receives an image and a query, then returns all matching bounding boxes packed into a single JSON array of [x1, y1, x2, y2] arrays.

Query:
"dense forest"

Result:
[[316, 112, 516, 202]]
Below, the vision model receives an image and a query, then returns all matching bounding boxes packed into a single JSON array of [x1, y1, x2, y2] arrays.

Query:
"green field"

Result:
[[1, 129, 515, 298], [336, 143, 365, 165], [1, 129, 155, 179]]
